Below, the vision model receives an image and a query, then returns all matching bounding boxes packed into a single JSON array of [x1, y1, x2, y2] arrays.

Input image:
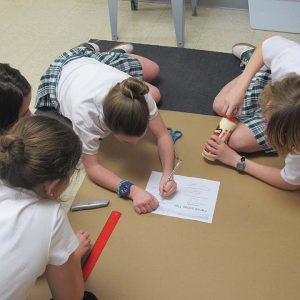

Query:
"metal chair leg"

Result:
[[131, 0, 138, 11], [108, 0, 118, 41], [171, 0, 184, 48], [191, 0, 198, 16]]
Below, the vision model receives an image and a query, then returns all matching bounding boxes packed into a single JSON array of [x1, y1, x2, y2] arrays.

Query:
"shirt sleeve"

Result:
[[145, 93, 158, 120], [72, 101, 110, 155], [280, 153, 300, 186], [48, 206, 79, 266], [262, 36, 299, 69]]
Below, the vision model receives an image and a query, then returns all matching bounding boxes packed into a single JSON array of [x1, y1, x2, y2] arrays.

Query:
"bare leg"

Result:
[[228, 122, 262, 153], [213, 75, 241, 116], [144, 82, 161, 103], [128, 53, 160, 82]]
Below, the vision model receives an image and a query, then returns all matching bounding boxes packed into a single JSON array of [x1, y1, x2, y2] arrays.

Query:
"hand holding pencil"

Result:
[[160, 160, 181, 197]]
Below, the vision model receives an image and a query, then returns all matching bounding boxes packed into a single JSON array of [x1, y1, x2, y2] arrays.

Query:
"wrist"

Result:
[[117, 179, 134, 198], [163, 170, 173, 177], [128, 184, 138, 200], [236, 156, 246, 172], [227, 153, 241, 168]]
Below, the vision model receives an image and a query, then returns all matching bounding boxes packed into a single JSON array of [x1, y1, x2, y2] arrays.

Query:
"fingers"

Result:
[[205, 136, 222, 157], [75, 229, 92, 257], [222, 102, 240, 117], [162, 180, 177, 197], [76, 229, 90, 240], [209, 135, 221, 144], [221, 103, 229, 116], [134, 197, 159, 215]]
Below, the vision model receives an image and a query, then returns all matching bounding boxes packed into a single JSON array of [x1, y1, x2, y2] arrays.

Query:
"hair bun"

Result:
[[0, 134, 24, 164], [120, 77, 149, 100]]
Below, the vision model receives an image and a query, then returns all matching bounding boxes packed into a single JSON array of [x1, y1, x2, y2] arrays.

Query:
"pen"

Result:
[[163, 159, 182, 188]]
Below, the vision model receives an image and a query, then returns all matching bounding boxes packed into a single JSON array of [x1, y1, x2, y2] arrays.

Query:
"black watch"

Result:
[[236, 156, 246, 172]]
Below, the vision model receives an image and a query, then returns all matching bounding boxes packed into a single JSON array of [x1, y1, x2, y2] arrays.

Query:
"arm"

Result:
[[148, 114, 177, 197], [82, 153, 122, 192], [82, 152, 159, 214], [206, 136, 300, 191], [45, 252, 84, 300], [223, 38, 267, 116]]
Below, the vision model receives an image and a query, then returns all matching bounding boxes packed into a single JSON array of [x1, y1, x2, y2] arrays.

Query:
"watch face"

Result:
[[121, 186, 129, 193], [237, 157, 246, 171], [119, 180, 133, 197]]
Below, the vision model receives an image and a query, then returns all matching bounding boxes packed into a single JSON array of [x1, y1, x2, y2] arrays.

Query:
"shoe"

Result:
[[111, 43, 134, 54], [88, 42, 100, 52], [232, 43, 255, 67]]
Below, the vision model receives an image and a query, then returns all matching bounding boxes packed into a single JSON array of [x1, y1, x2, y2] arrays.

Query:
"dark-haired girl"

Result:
[[0, 63, 32, 132]]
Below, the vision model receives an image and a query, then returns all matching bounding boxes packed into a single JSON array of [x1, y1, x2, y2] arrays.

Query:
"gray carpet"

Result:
[[91, 40, 242, 115]]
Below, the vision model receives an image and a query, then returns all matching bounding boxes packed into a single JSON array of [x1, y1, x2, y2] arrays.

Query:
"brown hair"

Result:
[[103, 77, 150, 136], [261, 75, 300, 155], [0, 115, 82, 192]]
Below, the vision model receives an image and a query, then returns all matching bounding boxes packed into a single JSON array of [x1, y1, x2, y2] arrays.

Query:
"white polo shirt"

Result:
[[0, 181, 79, 300], [58, 57, 158, 155], [262, 36, 300, 186]]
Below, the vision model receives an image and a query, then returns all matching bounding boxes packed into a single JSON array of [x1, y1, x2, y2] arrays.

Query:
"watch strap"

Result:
[[236, 156, 246, 172], [117, 180, 133, 198]]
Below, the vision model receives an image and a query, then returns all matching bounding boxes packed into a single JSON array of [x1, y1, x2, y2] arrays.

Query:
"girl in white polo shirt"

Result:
[[0, 115, 96, 300], [206, 35, 300, 191], [36, 42, 177, 214]]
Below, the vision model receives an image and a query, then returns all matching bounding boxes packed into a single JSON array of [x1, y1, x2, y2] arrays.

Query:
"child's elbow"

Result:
[[281, 182, 300, 191]]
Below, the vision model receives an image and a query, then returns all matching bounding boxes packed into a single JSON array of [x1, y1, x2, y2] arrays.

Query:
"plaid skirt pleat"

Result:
[[35, 45, 143, 111], [237, 69, 275, 153]]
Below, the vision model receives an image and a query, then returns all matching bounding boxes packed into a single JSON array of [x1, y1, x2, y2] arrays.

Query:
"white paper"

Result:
[[146, 171, 220, 223]]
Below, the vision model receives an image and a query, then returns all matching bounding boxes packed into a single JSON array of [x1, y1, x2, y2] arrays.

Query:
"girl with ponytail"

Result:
[[35, 42, 177, 214]]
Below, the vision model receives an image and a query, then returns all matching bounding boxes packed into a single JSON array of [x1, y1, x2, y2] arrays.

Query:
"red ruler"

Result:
[[82, 211, 122, 281]]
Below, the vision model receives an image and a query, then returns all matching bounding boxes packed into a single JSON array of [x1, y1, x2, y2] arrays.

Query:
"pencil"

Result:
[[163, 159, 182, 188]]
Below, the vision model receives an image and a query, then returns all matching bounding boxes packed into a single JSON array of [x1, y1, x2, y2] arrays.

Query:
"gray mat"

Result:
[[91, 40, 242, 115]]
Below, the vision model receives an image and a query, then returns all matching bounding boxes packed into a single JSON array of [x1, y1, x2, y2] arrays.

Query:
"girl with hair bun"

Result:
[[0, 115, 97, 300], [36, 42, 177, 214]]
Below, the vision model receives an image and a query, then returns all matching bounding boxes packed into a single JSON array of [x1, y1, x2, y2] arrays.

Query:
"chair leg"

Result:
[[131, 0, 138, 11], [191, 0, 198, 16], [108, 0, 118, 41], [171, 0, 184, 48]]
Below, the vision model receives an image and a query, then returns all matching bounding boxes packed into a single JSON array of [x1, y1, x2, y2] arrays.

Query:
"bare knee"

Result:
[[228, 125, 262, 153], [147, 62, 160, 82], [228, 134, 247, 152], [213, 95, 225, 116], [149, 85, 161, 103], [129, 53, 160, 81]]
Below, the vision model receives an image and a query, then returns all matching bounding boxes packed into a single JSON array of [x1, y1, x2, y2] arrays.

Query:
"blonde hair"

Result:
[[260, 75, 300, 155], [0, 115, 82, 192], [103, 77, 150, 136]]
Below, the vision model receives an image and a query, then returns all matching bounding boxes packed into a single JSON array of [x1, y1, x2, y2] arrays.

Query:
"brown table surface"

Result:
[[29, 110, 300, 300]]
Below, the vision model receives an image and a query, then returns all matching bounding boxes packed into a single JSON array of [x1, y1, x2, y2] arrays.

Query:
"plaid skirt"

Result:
[[237, 69, 275, 153], [35, 43, 143, 110]]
